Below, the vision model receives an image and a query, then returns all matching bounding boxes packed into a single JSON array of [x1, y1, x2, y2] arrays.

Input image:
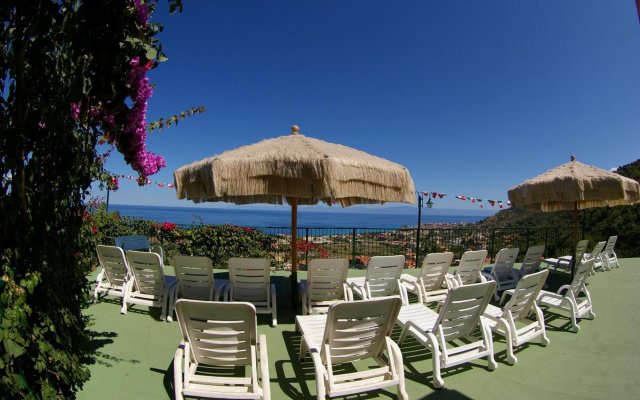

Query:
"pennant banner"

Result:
[[421, 191, 510, 209], [111, 174, 175, 190]]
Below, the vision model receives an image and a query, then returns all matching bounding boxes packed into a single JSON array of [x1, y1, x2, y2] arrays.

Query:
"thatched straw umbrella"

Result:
[[174, 125, 416, 302], [508, 155, 640, 276]]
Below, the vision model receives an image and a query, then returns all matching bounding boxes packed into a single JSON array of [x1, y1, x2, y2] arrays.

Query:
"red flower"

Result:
[[161, 222, 177, 232]]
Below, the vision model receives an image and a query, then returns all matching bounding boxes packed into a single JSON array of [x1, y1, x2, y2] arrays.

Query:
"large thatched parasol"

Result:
[[508, 155, 640, 275], [174, 125, 416, 300]]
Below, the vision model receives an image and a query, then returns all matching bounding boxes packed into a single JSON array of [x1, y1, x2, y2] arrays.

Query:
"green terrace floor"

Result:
[[78, 259, 640, 400]]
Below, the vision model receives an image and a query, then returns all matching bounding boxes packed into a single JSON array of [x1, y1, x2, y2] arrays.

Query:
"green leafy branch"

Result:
[[148, 105, 206, 133]]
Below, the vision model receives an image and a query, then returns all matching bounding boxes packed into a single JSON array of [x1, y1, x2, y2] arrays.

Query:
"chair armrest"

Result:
[[397, 279, 409, 306], [95, 268, 105, 284], [343, 283, 354, 302], [258, 334, 271, 399], [173, 342, 186, 398]]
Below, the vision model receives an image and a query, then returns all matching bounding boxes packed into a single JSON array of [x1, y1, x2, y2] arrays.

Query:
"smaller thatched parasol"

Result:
[[508, 155, 640, 276]]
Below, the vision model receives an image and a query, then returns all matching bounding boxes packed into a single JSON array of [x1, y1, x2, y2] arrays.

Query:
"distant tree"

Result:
[[0, 1, 181, 397]]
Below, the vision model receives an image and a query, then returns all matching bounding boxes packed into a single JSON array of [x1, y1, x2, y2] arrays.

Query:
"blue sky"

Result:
[[99, 0, 640, 213]]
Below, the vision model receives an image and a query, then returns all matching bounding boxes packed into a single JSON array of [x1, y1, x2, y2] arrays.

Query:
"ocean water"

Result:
[[109, 204, 486, 228]]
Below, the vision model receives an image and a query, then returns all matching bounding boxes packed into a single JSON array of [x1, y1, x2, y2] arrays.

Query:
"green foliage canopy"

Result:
[[0, 1, 180, 397]]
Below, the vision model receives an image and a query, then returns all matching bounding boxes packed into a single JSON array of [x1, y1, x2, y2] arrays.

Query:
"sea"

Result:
[[109, 204, 488, 228]]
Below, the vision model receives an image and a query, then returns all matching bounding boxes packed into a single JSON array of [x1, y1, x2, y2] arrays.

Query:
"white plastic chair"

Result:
[[115, 234, 164, 260], [481, 248, 520, 300], [543, 239, 589, 272], [537, 259, 596, 333], [445, 249, 488, 288], [94, 245, 130, 303], [225, 258, 277, 327], [299, 258, 351, 315], [483, 270, 550, 365], [174, 300, 270, 400], [395, 281, 497, 389], [173, 255, 216, 301], [123, 250, 177, 321], [296, 296, 408, 400], [601, 235, 619, 270], [584, 241, 606, 273], [346, 255, 408, 305], [515, 245, 545, 279], [400, 252, 453, 304]]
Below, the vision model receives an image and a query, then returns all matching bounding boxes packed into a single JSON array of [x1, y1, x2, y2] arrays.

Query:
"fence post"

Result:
[[351, 228, 357, 268], [489, 229, 496, 261], [305, 228, 310, 267]]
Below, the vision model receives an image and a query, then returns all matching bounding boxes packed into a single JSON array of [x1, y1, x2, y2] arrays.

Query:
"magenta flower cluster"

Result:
[[69, 0, 164, 180], [121, 55, 165, 177]]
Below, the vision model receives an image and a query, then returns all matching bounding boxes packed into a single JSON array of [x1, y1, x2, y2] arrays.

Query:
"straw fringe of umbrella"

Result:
[[508, 158, 640, 212], [174, 134, 415, 207]]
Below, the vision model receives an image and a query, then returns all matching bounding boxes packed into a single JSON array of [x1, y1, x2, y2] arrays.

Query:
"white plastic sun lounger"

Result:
[[483, 269, 549, 364], [543, 239, 589, 272], [296, 296, 408, 400], [94, 245, 131, 304], [123, 250, 177, 321], [515, 245, 545, 279], [225, 258, 277, 327], [173, 300, 270, 400], [346, 255, 408, 304], [481, 247, 519, 299], [395, 281, 497, 389], [537, 259, 596, 333], [399, 252, 453, 304], [299, 258, 351, 315], [445, 249, 488, 288]]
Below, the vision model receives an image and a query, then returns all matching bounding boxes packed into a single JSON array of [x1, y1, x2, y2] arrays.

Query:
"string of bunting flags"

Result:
[[420, 191, 511, 209], [110, 174, 175, 189]]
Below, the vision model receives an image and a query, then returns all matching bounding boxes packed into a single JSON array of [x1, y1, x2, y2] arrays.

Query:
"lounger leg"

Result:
[[271, 283, 278, 327], [535, 306, 550, 347], [398, 325, 409, 345], [500, 320, 517, 365], [173, 344, 184, 400], [483, 322, 498, 371], [427, 333, 445, 389]]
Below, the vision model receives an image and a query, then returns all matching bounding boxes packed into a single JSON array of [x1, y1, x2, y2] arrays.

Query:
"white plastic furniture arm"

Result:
[[173, 342, 185, 400], [397, 279, 409, 305], [258, 334, 271, 400]]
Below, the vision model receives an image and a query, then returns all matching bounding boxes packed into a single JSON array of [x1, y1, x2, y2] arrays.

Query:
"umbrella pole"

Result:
[[290, 198, 298, 309], [571, 201, 578, 278]]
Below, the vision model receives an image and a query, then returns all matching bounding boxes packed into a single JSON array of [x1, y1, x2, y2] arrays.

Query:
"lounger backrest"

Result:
[[568, 259, 595, 298], [307, 258, 349, 302], [455, 250, 488, 285], [575, 239, 589, 264], [175, 300, 257, 367], [504, 269, 548, 321], [228, 258, 271, 303], [96, 245, 130, 287], [126, 251, 166, 298], [436, 281, 495, 341], [604, 236, 617, 253], [420, 252, 454, 291], [491, 248, 519, 281], [115, 235, 151, 251], [322, 296, 402, 364], [173, 255, 214, 301], [586, 241, 606, 261], [364, 255, 405, 298], [520, 245, 545, 276]]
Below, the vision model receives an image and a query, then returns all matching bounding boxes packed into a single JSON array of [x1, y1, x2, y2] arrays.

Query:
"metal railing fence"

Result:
[[151, 224, 623, 268]]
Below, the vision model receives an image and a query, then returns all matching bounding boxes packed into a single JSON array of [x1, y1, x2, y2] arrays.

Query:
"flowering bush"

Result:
[[0, 1, 183, 397]]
